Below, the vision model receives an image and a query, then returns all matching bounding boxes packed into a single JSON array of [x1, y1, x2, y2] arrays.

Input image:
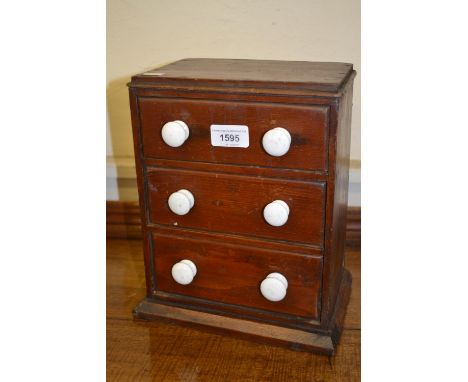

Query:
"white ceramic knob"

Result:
[[263, 200, 290, 227], [171, 259, 197, 285], [168, 189, 195, 215], [262, 127, 291, 157], [161, 120, 189, 147], [260, 272, 288, 302]]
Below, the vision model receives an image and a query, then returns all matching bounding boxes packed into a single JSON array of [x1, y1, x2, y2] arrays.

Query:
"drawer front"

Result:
[[152, 232, 322, 319], [147, 168, 325, 246], [139, 98, 329, 171]]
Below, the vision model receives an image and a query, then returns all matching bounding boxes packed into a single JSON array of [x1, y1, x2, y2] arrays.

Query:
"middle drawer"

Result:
[[146, 168, 325, 246]]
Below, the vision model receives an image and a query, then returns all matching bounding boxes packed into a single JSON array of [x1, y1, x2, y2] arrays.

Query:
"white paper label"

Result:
[[210, 125, 249, 148]]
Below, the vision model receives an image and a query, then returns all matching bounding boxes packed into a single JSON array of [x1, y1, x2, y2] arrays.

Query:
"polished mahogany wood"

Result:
[[145, 224, 325, 330], [106, 201, 360, 248], [321, 80, 355, 322], [144, 157, 329, 181], [131, 58, 353, 93], [139, 97, 329, 171], [151, 230, 323, 319], [146, 167, 325, 246], [128, 58, 356, 354]]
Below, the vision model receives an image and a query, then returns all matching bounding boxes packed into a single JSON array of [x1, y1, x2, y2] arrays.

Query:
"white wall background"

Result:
[[107, 0, 361, 204]]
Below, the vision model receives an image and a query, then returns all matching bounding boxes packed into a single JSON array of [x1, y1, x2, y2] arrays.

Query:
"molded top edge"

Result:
[[129, 58, 354, 94]]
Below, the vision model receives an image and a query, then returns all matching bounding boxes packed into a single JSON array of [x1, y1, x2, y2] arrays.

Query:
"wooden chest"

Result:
[[128, 58, 355, 354]]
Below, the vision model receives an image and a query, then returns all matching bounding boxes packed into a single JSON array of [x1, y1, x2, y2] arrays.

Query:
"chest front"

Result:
[[129, 58, 355, 354]]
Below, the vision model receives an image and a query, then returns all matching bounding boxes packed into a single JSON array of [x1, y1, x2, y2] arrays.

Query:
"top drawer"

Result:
[[139, 98, 329, 172]]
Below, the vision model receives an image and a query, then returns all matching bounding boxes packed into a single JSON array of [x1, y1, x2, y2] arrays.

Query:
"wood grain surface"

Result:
[[106, 201, 360, 249], [146, 167, 325, 246], [139, 97, 329, 171], [107, 238, 360, 381], [124, 59, 357, 360], [131, 58, 353, 93], [151, 230, 323, 319]]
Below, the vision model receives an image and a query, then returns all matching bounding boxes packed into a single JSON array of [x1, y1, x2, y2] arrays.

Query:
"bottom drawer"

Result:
[[152, 231, 323, 319]]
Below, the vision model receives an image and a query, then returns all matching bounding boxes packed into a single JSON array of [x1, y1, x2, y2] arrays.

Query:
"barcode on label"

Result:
[[210, 125, 249, 148]]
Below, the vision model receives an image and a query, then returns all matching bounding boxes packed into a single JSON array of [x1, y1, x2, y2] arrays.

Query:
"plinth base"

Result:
[[134, 270, 351, 355]]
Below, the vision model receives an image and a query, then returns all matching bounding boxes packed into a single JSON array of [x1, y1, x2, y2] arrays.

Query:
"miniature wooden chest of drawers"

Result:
[[129, 58, 355, 354]]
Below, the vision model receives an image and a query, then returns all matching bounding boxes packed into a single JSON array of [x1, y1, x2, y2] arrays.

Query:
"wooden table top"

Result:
[[107, 239, 360, 381]]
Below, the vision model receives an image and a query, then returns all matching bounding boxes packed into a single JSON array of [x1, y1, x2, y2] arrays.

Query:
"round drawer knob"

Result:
[[168, 189, 195, 215], [161, 120, 189, 147], [262, 127, 291, 157], [260, 272, 288, 302], [171, 259, 197, 285], [263, 200, 290, 227]]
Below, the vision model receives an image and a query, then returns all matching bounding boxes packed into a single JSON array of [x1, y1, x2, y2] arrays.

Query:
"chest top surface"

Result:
[[130, 58, 354, 93]]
